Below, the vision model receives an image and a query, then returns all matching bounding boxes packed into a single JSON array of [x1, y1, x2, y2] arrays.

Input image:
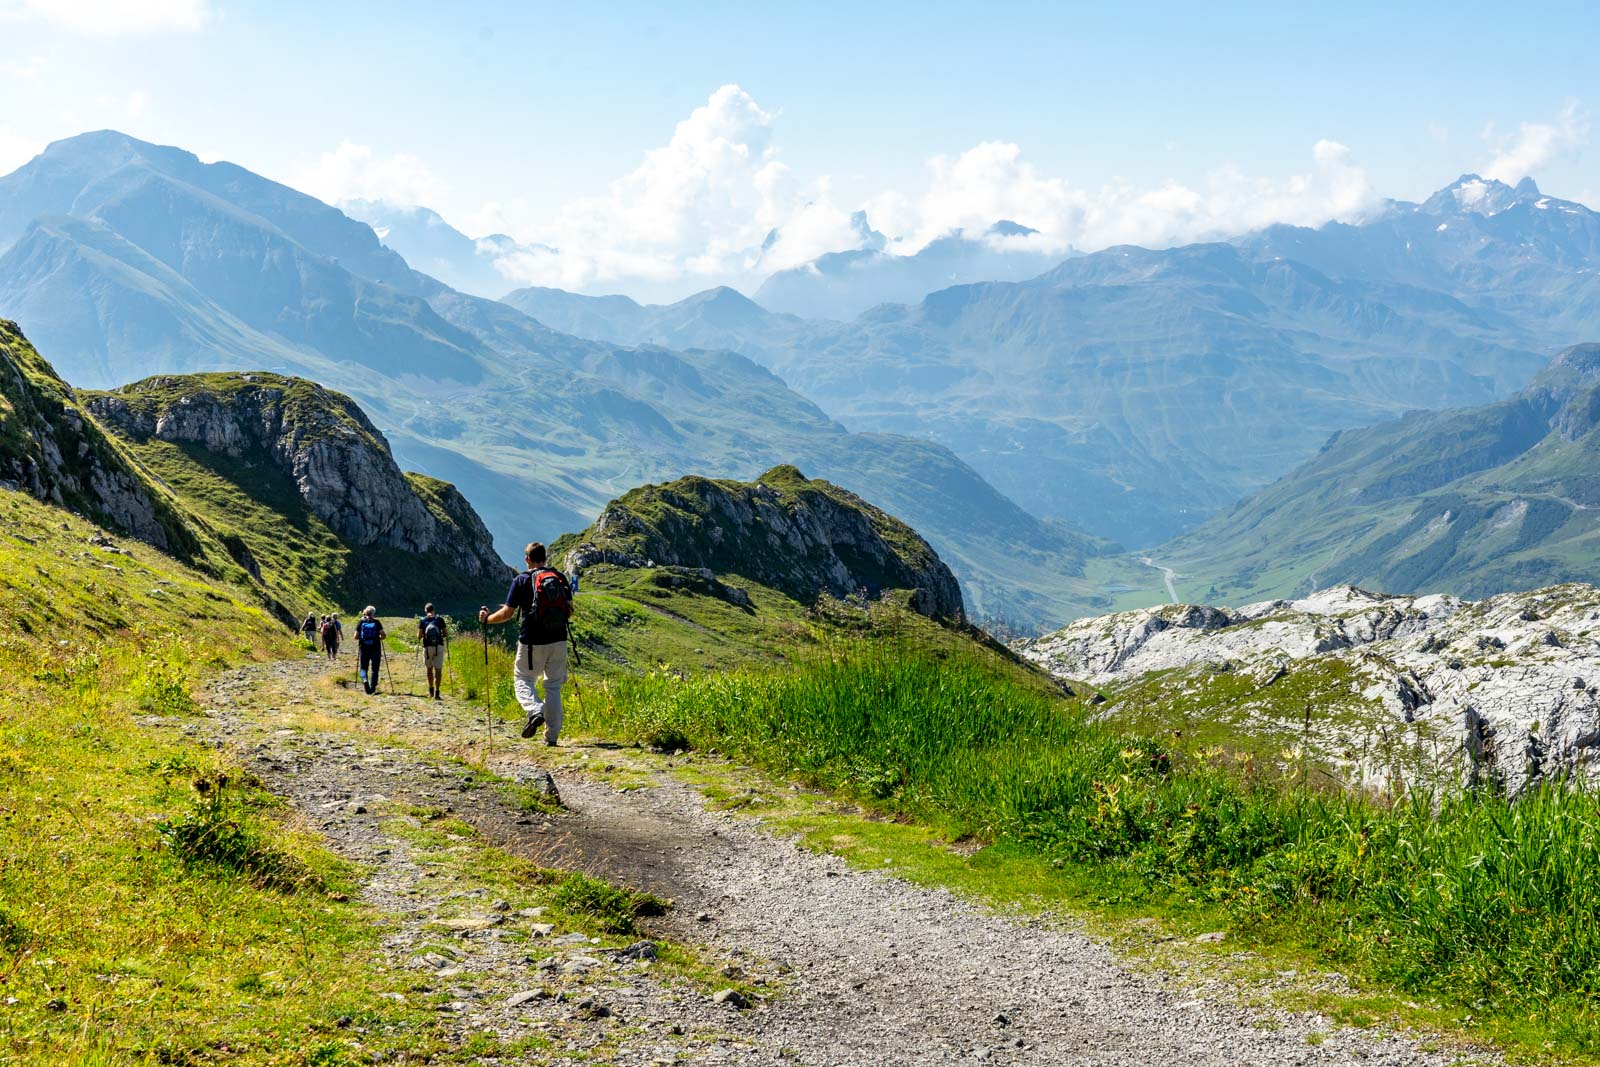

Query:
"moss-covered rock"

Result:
[[0, 319, 197, 555], [85, 372, 509, 583], [559, 465, 963, 620]]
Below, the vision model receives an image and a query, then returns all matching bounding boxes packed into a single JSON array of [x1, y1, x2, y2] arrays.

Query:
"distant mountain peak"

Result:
[[849, 210, 887, 252], [987, 220, 1039, 238], [1423, 173, 1539, 217]]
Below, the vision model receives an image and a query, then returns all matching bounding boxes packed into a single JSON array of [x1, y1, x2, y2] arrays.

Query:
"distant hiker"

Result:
[[320, 614, 339, 660], [301, 612, 317, 647], [418, 603, 449, 700], [479, 542, 572, 745], [355, 606, 386, 695]]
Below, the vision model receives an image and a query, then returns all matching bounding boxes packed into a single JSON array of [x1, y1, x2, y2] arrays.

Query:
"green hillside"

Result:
[[1147, 342, 1600, 605], [1, 320, 508, 623], [83, 371, 510, 617]]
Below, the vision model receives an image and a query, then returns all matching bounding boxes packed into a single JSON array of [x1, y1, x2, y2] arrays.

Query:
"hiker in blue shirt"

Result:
[[355, 606, 386, 694]]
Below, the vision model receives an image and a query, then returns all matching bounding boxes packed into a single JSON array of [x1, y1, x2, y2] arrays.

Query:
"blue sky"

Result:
[[0, 0, 1595, 294]]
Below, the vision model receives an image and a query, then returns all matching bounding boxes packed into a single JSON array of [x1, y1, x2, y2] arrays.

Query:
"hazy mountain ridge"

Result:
[[510, 232, 1553, 547], [752, 220, 1070, 320]]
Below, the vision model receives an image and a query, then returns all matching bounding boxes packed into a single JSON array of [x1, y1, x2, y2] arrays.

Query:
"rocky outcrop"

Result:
[[561, 465, 963, 619], [85, 372, 509, 581], [1017, 584, 1600, 796], [0, 320, 189, 552]]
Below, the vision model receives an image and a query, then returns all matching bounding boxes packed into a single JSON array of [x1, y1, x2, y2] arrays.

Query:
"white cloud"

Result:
[[477, 85, 1383, 299], [1483, 101, 1589, 184], [0, 127, 42, 176], [287, 141, 448, 211], [125, 88, 148, 118], [489, 84, 839, 295], [0, 55, 47, 82], [1, 0, 208, 35], [867, 136, 1377, 257]]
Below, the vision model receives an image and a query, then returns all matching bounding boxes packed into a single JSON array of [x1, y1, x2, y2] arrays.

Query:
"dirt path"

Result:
[[186, 653, 1491, 1066]]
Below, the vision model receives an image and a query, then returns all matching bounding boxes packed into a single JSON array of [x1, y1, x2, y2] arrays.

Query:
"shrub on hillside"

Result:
[[156, 772, 317, 893]]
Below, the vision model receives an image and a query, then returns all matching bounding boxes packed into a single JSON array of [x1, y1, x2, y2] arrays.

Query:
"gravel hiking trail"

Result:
[[177, 653, 1494, 1067]]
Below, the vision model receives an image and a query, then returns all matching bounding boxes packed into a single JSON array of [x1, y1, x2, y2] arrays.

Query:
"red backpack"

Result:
[[530, 568, 573, 623]]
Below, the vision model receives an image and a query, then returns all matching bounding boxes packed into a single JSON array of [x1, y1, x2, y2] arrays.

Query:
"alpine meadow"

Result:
[[5, 6, 1600, 1066]]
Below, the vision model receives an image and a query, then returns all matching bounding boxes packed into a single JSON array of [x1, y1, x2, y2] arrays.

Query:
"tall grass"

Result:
[[578, 640, 1600, 1052]]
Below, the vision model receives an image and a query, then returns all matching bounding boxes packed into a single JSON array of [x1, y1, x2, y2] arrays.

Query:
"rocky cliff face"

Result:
[[0, 320, 190, 552], [1018, 585, 1600, 796], [85, 373, 508, 581], [562, 465, 964, 619]]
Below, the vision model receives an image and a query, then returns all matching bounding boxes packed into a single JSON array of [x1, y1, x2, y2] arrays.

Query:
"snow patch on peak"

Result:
[[1455, 178, 1490, 208]]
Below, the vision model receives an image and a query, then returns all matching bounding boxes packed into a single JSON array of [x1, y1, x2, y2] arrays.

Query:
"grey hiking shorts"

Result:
[[423, 644, 446, 669]]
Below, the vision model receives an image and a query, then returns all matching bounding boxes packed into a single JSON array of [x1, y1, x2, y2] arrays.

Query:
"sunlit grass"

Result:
[[575, 638, 1600, 1059]]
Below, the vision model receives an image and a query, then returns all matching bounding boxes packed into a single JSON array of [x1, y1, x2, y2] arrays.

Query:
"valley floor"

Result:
[[178, 650, 1498, 1066]]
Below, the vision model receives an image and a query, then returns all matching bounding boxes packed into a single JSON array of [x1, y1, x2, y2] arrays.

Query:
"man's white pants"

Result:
[[514, 640, 567, 743]]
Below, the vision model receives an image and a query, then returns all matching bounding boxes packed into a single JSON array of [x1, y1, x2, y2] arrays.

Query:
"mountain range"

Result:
[[9, 130, 1600, 627], [507, 183, 1589, 548], [0, 131, 1105, 627]]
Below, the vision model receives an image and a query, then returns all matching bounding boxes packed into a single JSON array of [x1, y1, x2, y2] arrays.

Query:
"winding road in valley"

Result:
[[1141, 557, 1180, 604]]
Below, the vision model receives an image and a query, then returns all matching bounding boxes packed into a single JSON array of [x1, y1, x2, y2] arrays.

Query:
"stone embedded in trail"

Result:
[[506, 989, 545, 1007], [410, 952, 452, 971], [619, 940, 658, 962], [428, 915, 502, 932], [514, 767, 561, 802], [711, 988, 750, 1009], [1194, 932, 1227, 944]]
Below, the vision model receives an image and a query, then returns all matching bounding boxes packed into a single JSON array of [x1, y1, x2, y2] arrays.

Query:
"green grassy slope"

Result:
[[83, 370, 509, 617], [1146, 343, 1600, 606], [0, 489, 381, 1065]]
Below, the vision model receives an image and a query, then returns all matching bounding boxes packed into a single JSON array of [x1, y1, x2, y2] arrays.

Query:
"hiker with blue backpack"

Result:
[[355, 606, 386, 695], [417, 603, 449, 700], [479, 541, 573, 746]]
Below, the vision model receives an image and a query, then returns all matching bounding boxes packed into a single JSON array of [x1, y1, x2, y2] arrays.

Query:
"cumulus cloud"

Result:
[[488, 85, 855, 295], [477, 85, 1382, 298], [288, 141, 449, 211], [869, 136, 1379, 256], [0, 0, 208, 35], [1483, 101, 1589, 184]]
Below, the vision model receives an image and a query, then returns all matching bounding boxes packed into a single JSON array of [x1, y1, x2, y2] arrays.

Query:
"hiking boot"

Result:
[[520, 711, 544, 739], [544, 738, 559, 747]]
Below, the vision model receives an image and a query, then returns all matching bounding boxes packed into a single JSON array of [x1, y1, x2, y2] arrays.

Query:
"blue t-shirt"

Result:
[[505, 569, 569, 646]]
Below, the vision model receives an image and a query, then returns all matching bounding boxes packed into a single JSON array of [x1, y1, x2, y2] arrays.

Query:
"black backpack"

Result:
[[529, 568, 573, 624], [421, 615, 445, 647]]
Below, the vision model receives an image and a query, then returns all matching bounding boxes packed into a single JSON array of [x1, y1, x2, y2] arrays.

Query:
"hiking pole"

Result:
[[480, 609, 492, 760], [383, 649, 397, 695]]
